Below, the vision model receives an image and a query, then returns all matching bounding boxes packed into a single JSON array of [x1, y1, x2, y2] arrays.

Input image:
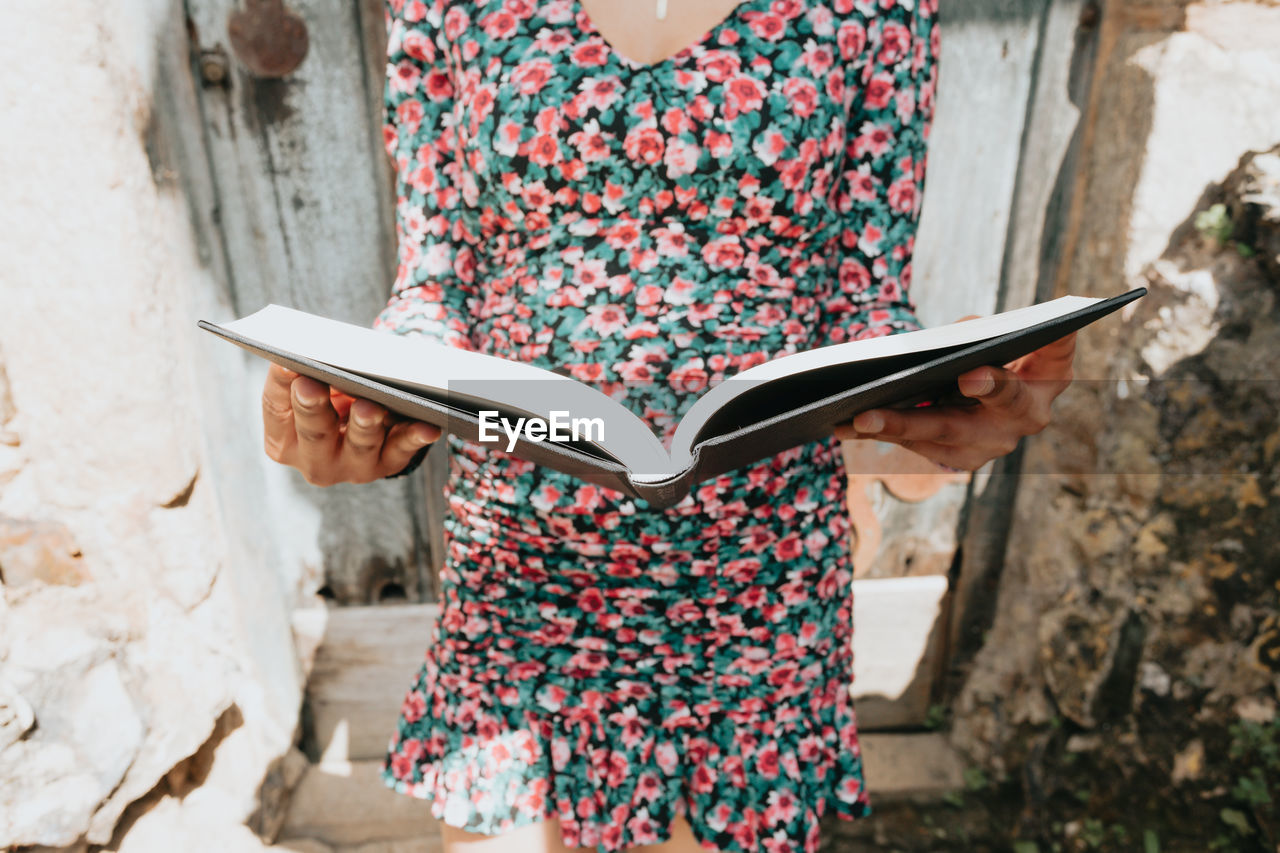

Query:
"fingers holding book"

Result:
[[833, 330, 1079, 472], [261, 362, 440, 486]]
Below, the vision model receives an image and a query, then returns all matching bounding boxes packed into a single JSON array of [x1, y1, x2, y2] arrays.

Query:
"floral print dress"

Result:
[[376, 0, 939, 850]]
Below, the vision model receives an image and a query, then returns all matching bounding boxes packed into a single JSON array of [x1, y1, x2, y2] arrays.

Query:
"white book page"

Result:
[[217, 305, 676, 476], [644, 294, 1103, 478]]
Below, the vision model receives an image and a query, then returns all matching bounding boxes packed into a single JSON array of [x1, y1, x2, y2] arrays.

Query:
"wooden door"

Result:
[[183, 0, 1099, 728], [185, 0, 446, 605]]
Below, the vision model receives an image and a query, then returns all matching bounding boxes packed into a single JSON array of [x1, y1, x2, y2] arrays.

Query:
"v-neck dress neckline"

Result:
[[567, 0, 767, 71]]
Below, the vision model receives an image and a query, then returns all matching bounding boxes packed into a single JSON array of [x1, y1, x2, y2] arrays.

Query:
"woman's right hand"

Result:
[[261, 362, 441, 486]]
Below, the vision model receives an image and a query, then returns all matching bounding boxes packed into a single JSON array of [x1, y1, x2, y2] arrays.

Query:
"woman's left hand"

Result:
[[833, 323, 1078, 472]]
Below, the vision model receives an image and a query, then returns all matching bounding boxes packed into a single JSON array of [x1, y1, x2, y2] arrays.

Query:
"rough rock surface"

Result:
[[831, 145, 1280, 853], [948, 152, 1279, 849], [0, 2, 305, 849]]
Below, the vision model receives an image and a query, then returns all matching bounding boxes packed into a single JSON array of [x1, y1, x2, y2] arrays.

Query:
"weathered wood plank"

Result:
[[280, 734, 962, 848], [912, 0, 1047, 326], [355, 0, 399, 270], [303, 577, 950, 763], [189, 0, 394, 317], [998, 0, 1098, 311], [299, 603, 439, 763], [948, 0, 1103, 657], [188, 0, 435, 602]]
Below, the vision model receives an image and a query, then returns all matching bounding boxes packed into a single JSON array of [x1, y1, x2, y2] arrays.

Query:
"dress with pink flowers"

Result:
[[376, 0, 939, 850]]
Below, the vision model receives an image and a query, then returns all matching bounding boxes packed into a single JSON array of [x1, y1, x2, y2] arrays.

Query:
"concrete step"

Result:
[[860, 732, 967, 797], [273, 840, 439, 853], [295, 603, 441, 764], [299, 576, 950, 762], [847, 575, 950, 730], [277, 759, 442, 850]]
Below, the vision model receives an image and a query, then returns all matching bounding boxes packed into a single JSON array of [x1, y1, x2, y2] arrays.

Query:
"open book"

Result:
[[198, 288, 1145, 508]]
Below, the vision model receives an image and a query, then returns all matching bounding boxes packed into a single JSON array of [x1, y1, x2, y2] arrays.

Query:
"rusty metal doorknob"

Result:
[[228, 0, 309, 78]]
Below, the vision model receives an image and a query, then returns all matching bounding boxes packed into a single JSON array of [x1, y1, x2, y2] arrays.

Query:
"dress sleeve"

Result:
[[377, 0, 474, 480], [818, 0, 939, 344], [373, 0, 479, 352]]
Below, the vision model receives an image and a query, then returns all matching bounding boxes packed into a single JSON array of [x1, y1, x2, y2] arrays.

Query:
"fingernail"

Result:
[[853, 412, 883, 433], [973, 374, 996, 396], [412, 429, 432, 445]]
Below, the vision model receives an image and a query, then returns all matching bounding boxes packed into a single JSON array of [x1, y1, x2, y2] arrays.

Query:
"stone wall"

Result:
[[0, 3, 312, 849]]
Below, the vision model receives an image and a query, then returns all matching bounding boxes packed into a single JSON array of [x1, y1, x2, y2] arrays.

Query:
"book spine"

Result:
[[632, 468, 696, 511]]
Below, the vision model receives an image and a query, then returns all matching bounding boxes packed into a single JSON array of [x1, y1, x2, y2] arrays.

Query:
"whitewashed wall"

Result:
[[0, 2, 308, 847]]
